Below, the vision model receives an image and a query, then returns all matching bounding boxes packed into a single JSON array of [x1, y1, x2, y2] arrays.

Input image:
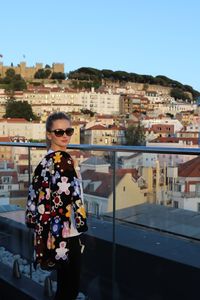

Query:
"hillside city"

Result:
[[0, 61, 200, 218], [1, 61, 200, 299]]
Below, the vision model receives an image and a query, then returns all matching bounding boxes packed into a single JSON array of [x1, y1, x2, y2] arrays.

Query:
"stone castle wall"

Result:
[[0, 62, 64, 79]]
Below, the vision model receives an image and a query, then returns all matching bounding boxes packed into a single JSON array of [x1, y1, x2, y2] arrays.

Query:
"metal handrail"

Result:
[[1, 141, 200, 155], [1, 141, 200, 300]]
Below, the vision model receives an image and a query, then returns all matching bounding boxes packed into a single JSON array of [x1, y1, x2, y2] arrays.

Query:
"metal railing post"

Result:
[[112, 151, 116, 300], [28, 147, 33, 279]]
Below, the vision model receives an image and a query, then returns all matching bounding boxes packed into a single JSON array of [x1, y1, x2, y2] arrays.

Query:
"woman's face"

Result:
[[47, 119, 73, 151]]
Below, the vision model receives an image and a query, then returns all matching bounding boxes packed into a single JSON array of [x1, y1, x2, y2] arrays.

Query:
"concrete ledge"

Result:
[[0, 262, 50, 300]]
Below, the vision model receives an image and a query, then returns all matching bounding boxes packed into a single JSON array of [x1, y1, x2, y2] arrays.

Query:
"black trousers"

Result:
[[54, 236, 82, 300]]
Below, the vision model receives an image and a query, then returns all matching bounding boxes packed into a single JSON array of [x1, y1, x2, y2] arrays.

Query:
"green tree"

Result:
[[5, 68, 15, 79], [4, 99, 38, 121], [170, 88, 188, 100], [34, 69, 51, 79], [125, 124, 146, 146], [80, 108, 95, 117], [3, 69, 27, 91], [51, 72, 66, 80]]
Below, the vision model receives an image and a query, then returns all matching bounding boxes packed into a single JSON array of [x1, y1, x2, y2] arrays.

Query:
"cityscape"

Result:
[[1, 61, 200, 216], [0, 60, 200, 299]]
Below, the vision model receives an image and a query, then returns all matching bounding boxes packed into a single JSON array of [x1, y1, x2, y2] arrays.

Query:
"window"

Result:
[[174, 201, 179, 208], [123, 186, 126, 192], [94, 203, 100, 218], [2, 176, 12, 184], [197, 203, 200, 212]]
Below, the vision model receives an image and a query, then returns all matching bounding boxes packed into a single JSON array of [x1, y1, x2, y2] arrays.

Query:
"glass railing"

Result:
[[1, 142, 200, 299]]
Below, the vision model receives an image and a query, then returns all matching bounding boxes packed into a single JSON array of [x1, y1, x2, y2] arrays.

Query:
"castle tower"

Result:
[[52, 63, 64, 73]]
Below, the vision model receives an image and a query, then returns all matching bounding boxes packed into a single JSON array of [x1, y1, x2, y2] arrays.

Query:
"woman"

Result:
[[26, 111, 88, 300]]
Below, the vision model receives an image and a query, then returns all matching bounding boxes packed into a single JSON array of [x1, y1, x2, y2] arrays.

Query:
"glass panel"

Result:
[[1, 143, 200, 299], [0, 145, 32, 277], [114, 150, 200, 299], [74, 149, 115, 299]]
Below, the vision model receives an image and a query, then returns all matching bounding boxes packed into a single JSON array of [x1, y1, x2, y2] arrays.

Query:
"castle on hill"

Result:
[[0, 61, 64, 79]]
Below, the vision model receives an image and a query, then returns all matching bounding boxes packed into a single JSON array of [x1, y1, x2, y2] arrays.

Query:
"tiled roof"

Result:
[[81, 156, 109, 165], [82, 169, 139, 197], [151, 137, 198, 144], [85, 124, 106, 130], [0, 137, 12, 142], [83, 170, 112, 197], [0, 118, 29, 123], [178, 156, 200, 177], [19, 154, 28, 160], [86, 124, 125, 130]]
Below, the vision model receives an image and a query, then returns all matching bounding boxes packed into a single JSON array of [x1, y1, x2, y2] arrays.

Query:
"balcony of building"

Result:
[[0, 142, 200, 300]]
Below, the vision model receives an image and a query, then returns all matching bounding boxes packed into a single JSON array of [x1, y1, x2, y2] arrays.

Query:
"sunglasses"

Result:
[[50, 128, 74, 137]]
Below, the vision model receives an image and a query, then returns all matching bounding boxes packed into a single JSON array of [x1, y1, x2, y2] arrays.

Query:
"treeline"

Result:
[[68, 67, 200, 100], [34, 65, 66, 80], [0, 69, 27, 91]]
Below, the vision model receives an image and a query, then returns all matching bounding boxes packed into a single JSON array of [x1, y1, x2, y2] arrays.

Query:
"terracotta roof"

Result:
[[0, 118, 29, 123], [86, 124, 125, 131], [0, 137, 12, 142], [82, 169, 138, 197], [85, 124, 106, 130], [178, 156, 200, 177], [151, 137, 198, 144], [82, 170, 113, 197], [19, 154, 29, 160], [96, 114, 114, 119]]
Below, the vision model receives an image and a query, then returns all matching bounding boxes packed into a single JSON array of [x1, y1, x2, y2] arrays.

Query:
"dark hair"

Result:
[[46, 112, 71, 149]]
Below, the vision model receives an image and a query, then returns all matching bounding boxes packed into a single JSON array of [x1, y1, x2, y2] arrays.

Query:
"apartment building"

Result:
[[83, 124, 126, 145], [156, 102, 197, 116], [142, 118, 183, 133], [169, 156, 200, 212], [0, 137, 13, 161], [82, 168, 147, 216], [120, 94, 149, 114], [80, 89, 120, 114]]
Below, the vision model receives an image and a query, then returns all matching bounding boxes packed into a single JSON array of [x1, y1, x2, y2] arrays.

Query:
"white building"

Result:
[[168, 157, 200, 212], [142, 118, 183, 133]]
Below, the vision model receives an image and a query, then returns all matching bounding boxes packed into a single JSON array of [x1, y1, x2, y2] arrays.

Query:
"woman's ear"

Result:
[[46, 132, 52, 141]]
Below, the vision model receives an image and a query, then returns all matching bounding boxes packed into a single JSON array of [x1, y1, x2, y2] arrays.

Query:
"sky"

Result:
[[1, 0, 200, 91]]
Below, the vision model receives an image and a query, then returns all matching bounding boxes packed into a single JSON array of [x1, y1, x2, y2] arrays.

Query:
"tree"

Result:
[[170, 88, 188, 101], [5, 68, 15, 79], [2, 69, 27, 91], [4, 99, 38, 121], [80, 108, 95, 117], [34, 69, 51, 79], [125, 124, 146, 146], [51, 72, 66, 80]]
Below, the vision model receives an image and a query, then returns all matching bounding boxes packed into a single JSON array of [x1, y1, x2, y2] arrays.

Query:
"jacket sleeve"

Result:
[[25, 166, 41, 228]]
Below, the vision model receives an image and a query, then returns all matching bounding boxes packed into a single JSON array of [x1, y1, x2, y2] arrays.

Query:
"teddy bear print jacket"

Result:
[[25, 150, 88, 266]]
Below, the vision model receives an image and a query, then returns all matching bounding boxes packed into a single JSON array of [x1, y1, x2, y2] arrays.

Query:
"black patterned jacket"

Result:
[[25, 151, 87, 265]]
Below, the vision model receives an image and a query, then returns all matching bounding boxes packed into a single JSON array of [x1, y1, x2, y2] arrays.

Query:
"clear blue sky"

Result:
[[1, 0, 200, 91]]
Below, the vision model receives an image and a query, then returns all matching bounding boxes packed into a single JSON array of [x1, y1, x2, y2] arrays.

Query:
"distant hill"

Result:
[[68, 67, 200, 101]]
